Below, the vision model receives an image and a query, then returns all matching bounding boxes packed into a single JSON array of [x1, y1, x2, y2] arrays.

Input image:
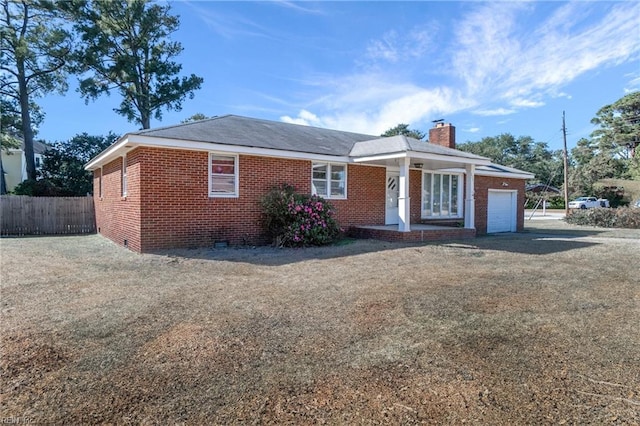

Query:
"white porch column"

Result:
[[398, 156, 411, 232], [464, 164, 475, 229]]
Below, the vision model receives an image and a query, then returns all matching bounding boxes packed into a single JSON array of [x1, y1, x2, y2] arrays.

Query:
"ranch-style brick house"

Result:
[[85, 115, 533, 252]]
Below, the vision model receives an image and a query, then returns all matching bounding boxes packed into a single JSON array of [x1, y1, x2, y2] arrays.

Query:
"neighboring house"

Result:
[[1, 141, 48, 192], [85, 115, 534, 252]]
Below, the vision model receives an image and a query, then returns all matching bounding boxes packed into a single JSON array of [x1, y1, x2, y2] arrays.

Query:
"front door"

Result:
[[385, 172, 399, 224]]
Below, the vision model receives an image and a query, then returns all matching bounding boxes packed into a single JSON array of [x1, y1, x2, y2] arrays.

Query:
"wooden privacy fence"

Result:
[[1, 195, 96, 235]]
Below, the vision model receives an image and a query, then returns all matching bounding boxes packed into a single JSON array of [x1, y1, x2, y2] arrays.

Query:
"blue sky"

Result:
[[38, 1, 640, 152]]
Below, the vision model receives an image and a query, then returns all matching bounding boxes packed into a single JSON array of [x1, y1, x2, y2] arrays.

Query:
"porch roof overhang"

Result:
[[349, 135, 492, 170], [350, 150, 492, 170]]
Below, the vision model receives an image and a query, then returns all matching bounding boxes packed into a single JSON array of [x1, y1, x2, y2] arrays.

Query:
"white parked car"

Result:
[[568, 196, 610, 209]]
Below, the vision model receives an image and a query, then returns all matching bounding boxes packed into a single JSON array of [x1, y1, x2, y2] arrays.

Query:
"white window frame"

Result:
[[121, 156, 127, 197], [311, 162, 347, 199], [208, 153, 239, 198], [421, 171, 463, 219]]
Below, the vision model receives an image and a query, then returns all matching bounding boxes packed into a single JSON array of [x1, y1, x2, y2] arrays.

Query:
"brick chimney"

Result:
[[429, 122, 456, 149]]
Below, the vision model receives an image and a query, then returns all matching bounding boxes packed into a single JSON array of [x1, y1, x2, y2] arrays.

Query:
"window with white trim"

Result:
[[312, 163, 346, 199], [422, 172, 462, 218], [121, 156, 127, 197], [209, 153, 238, 197]]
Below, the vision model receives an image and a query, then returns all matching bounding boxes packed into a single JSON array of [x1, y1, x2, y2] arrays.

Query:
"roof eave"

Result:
[[84, 135, 131, 170], [475, 169, 535, 179], [353, 150, 491, 166], [85, 134, 354, 170]]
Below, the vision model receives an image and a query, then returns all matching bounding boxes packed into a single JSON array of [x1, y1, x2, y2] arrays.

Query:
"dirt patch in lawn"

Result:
[[1, 230, 639, 424]]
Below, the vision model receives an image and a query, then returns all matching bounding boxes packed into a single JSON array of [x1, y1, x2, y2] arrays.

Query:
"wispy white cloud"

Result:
[[283, 72, 477, 135], [185, 1, 279, 39], [452, 2, 530, 97], [473, 108, 516, 117], [452, 2, 640, 102], [510, 98, 545, 108], [366, 31, 400, 63], [272, 0, 325, 15], [365, 28, 436, 64], [624, 72, 640, 93], [551, 91, 572, 100], [279, 2, 640, 134], [281, 110, 322, 126]]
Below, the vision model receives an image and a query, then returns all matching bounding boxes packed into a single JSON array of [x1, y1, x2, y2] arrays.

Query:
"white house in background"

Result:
[[1, 141, 48, 192]]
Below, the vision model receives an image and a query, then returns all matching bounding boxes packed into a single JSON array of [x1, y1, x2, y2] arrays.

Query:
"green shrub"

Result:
[[593, 184, 628, 208], [261, 184, 342, 247], [548, 196, 565, 209], [12, 179, 67, 196], [525, 194, 564, 209], [565, 207, 640, 229]]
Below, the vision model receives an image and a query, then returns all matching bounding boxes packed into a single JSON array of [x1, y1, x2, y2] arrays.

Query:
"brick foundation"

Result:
[[350, 226, 476, 242]]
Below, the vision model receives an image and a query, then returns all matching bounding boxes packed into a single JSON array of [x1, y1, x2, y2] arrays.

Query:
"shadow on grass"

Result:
[[451, 233, 600, 255], [156, 230, 602, 266]]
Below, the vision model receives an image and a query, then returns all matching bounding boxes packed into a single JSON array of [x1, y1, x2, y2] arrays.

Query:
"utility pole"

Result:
[[562, 111, 569, 216]]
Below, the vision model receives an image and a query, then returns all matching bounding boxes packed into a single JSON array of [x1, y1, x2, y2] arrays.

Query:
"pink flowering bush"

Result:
[[262, 184, 342, 247]]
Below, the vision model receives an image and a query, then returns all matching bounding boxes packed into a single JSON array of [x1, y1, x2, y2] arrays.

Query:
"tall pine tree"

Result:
[[65, 0, 203, 129], [0, 0, 71, 180]]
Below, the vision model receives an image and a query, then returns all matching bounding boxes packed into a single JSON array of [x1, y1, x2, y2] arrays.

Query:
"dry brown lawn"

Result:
[[1, 221, 639, 424]]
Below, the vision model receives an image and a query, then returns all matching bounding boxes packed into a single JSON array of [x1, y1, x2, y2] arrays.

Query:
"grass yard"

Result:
[[1, 221, 639, 424]]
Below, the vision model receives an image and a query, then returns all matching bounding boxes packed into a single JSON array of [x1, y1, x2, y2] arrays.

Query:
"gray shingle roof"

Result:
[[350, 134, 488, 161], [133, 115, 490, 162], [133, 115, 379, 156], [406, 137, 488, 160]]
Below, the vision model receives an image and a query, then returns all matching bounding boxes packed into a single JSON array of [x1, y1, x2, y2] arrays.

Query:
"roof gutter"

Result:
[[85, 135, 130, 171], [352, 150, 492, 166], [85, 134, 354, 170]]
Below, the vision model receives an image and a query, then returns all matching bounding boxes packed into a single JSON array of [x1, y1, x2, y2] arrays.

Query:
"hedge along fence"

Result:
[[565, 207, 640, 229], [1, 195, 96, 235]]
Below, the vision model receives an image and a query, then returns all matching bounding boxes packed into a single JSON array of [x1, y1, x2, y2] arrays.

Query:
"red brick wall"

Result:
[[409, 169, 423, 223], [96, 148, 389, 252], [428, 124, 456, 149], [332, 164, 386, 226], [93, 152, 142, 251], [135, 148, 312, 251], [474, 176, 526, 235], [333, 167, 422, 227]]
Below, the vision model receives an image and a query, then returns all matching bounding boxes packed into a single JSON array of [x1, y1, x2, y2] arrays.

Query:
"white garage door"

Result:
[[487, 190, 517, 233]]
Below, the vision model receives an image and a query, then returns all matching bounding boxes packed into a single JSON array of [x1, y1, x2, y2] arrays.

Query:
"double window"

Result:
[[422, 172, 462, 218], [312, 163, 346, 199], [209, 154, 238, 197]]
